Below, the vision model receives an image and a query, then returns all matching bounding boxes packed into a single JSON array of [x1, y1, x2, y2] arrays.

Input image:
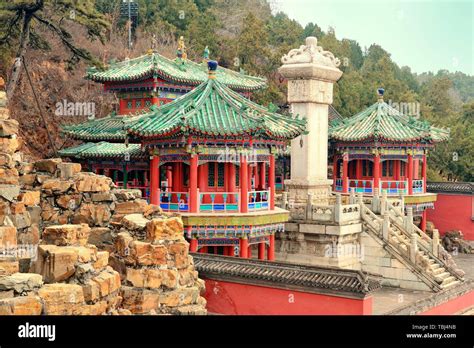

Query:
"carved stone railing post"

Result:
[[380, 190, 387, 215], [372, 188, 380, 212], [334, 193, 342, 223], [349, 189, 356, 204], [399, 192, 405, 215], [306, 193, 313, 220], [432, 228, 440, 257], [410, 232, 418, 263], [405, 207, 414, 234], [279, 37, 342, 205], [382, 211, 390, 240], [281, 191, 288, 209]]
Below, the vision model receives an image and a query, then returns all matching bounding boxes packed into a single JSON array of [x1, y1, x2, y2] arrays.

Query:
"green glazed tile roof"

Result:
[[127, 78, 306, 140], [329, 101, 449, 143], [61, 113, 144, 141], [86, 51, 266, 91], [58, 142, 144, 159]]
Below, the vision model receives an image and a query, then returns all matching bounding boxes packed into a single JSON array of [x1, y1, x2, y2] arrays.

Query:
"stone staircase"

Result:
[[356, 191, 464, 292]]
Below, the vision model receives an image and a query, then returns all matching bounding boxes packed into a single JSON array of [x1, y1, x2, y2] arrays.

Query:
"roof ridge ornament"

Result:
[[281, 36, 341, 68]]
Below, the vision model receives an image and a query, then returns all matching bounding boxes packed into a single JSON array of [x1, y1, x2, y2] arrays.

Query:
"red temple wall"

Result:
[[427, 194, 474, 240], [202, 279, 372, 315], [419, 290, 474, 315]]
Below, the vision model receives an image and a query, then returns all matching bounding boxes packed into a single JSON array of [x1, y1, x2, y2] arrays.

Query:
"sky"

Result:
[[273, 0, 473, 75]]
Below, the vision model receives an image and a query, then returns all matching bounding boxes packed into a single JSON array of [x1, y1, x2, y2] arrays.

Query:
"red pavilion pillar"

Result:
[[342, 153, 349, 193], [259, 162, 266, 190], [190, 239, 198, 252], [332, 156, 338, 190], [407, 151, 413, 195], [258, 242, 265, 260], [356, 159, 362, 180], [269, 154, 276, 209], [268, 234, 275, 261], [248, 245, 252, 258], [189, 153, 199, 213], [373, 152, 381, 193], [422, 153, 427, 193], [240, 155, 249, 213], [420, 210, 427, 232], [239, 238, 249, 258], [150, 155, 160, 205]]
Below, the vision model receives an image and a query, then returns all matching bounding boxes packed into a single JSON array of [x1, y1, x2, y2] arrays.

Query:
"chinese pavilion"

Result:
[[329, 89, 450, 232], [126, 61, 306, 258], [59, 44, 266, 197]]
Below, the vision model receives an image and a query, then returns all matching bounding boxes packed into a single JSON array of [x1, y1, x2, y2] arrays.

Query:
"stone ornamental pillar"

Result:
[[279, 37, 343, 204]]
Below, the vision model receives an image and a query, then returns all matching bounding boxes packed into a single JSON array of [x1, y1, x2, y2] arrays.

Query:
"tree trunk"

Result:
[[6, 12, 32, 100]]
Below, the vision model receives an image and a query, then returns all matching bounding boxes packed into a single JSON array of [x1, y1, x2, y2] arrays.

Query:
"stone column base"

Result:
[[284, 178, 333, 204]]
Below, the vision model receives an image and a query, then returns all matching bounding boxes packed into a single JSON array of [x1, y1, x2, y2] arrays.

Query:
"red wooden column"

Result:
[[342, 153, 349, 193], [248, 245, 252, 258], [166, 166, 173, 189], [190, 238, 198, 252], [259, 162, 266, 190], [373, 152, 381, 193], [172, 163, 180, 192], [413, 159, 420, 180], [407, 152, 413, 195], [356, 159, 362, 180], [189, 153, 199, 212], [228, 163, 236, 203], [254, 164, 260, 190], [240, 156, 249, 213], [269, 154, 276, 209], [332, 156, 338, 190], [150, 155, 160, 205], [420, 210, 427, 232], [239, 238, 249, 258], [422, 153, 427, 193], [258, 242, 266, 260], [394, 160, 400, 180], [268, 234, 275, 261]]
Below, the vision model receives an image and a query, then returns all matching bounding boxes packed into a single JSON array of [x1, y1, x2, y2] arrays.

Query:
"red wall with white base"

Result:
[[427, 194, 473, 240], [203, 279, 372, 315]]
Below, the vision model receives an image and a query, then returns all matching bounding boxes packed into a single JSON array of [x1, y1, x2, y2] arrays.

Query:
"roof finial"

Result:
[[207, 60, 218, 79], [147, 34, 157, 55], [202, 45, 210, 63], [377, 88, 385, 102], [176, 36, 187, 63]]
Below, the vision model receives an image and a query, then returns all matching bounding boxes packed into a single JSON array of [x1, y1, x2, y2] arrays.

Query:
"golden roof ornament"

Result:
[[177, 36, 187, 61]]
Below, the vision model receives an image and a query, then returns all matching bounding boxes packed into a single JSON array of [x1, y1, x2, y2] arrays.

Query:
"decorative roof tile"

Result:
[[61, 113, 143, 141], [86, 51, 266, 91], [329, 101, 450, 143], [58, 142, 144, 159], [127, 78, 306, 140], [193, 253, 381, 295]]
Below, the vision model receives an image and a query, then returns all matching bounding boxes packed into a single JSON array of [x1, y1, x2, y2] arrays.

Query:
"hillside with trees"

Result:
[[1, 0, 472, 181]]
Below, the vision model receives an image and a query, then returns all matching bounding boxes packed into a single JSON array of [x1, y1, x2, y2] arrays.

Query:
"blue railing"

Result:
[[160, 191, 189, 212]]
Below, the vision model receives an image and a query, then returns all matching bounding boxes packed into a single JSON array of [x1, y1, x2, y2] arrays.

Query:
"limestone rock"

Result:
[[0, 168, 19, 185], [72, 203, 111, 226], [129, 241, 167, 266], [0, 137, 21, 154], [42, 223, 91, 246], [42, 179, 73, 195], [114, 200, 149, 215], [56, 194, 82, 209], [88, 227, 113, 247], [74, 172, 112, 192], [0, 261, 19, 276], [0, 296, 43, 315], [122, 213, 148, 231], [112, 189, 142, 201], [0, 226, 17, 247], [0, 118, 19, 137], [37, 283, 85, 315], [18, 190, 40, 206], [57, 162, 81, 179], [0, 273, 43, 293], [0, 184, 20, 202], [33, 245, 79, 283], [0, 153, 13, 167], [126, 268, 178, 289], [34, 158, 62, 174], [146, 217, 184, 242]]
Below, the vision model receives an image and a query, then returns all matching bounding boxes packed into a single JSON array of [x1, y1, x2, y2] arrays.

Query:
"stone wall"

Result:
[[0, 80, 206, 315]]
